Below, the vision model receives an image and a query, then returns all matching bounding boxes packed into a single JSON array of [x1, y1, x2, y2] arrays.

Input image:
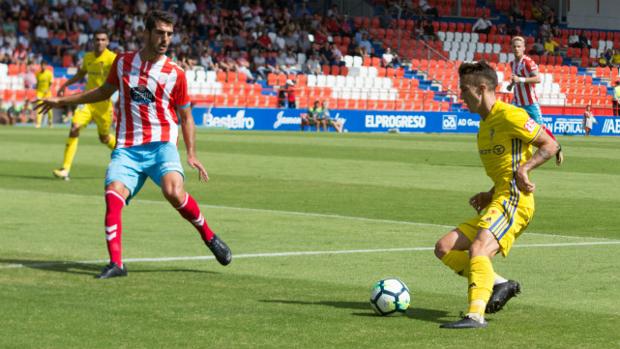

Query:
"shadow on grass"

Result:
[[260, 299, 451, 324], [0, 258, 217, 277]]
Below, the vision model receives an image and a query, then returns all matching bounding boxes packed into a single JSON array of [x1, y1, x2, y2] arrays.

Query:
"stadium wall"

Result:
[[191, 107, 620, 136], [566, 0, 620, 30]]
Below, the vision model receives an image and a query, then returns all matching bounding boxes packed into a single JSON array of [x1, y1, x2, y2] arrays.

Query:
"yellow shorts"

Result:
[[36, 90, 51, 99], [72, 101, 113, 136], [457, 194, 534, 256]]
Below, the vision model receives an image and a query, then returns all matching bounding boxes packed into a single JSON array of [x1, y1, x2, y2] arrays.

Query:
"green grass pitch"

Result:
[[0, 127, 618, 348]]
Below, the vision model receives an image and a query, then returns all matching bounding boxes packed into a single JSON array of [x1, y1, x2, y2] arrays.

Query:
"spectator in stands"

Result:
[[357, 33, 373, 56], [329, 43, 343, 66], [568, 32, 580, 48], [252, 49, 269, 80], [305, 52, 322, 75], [301, 100, 320, 131], [613, 81, 620, 116], [277, 85, 287, 108], [383, 47, 395, 67], [472, 14, 493, 35], [530, 38, 545, 56], [611, 49, 620, 71], [509, 0, 526, 25], [419, 0, 439, 18], [543, 35, 560, 55], [421, 19, 438, 42], [599, 49, 614, 69], [506, 15, 521, 36], [582, 105, 596, 136], [531, 0, 546, 23], [578, 31, 592, 49]]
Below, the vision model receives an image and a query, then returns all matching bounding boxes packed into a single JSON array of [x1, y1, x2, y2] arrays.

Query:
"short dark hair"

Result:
[[145, 10, 176, 31], [93, 30, 108, 37], [458, 61, 498, 89]]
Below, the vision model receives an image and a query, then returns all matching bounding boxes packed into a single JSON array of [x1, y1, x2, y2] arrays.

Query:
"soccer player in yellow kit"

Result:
[[52, 31, 117, 180], [35, 61, 53, 128], [434, 61, 560, 329]]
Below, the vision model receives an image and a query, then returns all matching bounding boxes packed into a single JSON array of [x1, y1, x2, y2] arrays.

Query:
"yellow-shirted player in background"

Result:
[[52, 31, 117, 180], [35, 60, 53, 128], [434, 61, 560, 329]]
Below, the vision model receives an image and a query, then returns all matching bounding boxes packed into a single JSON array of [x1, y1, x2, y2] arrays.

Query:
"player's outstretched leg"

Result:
[[485, 280, 521, 313], [176, 193, 232, 266], [97, 190, 128, 279]]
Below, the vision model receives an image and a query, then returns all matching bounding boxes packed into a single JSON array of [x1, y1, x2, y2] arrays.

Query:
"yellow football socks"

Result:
[[106, 134, 116, 150], [62, 137, 79, 171], [441, 250, 470, 276], [468, 256, 495, 317]]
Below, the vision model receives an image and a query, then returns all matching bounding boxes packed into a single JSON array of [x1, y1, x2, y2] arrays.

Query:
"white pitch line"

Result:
[[2, 189, 619, 242], [2, 241, 620, 270]]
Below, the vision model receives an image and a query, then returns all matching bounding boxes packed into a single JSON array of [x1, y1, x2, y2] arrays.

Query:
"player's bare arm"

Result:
[[57, 69, 87, 96], [34, 83, 117, 115], [516, 130, 558, 193], [178, 106, 209, 182], [469, 186, 495, 213], [511, 72, 541, 84]]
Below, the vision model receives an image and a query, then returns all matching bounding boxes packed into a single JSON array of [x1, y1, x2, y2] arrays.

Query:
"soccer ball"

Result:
[[369, 278, 411, 316]]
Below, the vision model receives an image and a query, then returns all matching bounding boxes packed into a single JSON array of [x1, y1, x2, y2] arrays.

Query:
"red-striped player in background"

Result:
[[508, 36, 563, 165]]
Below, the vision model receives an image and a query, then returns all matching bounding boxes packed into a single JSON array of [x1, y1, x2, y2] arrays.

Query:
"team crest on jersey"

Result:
[[524, 118, 537, 133], [130, 86, 155, 104]]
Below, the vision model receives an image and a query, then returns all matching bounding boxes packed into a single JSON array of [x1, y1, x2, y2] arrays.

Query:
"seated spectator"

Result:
[[599, 49, 614, 69], [421, 19, 438, 41], [611, 49, 620, 70], [382, 47, 395, 67], [301, 100, 321, 131], [319, 101, 343, 133], [472, 14, 493, 35], [530, 38, 545, 56], [578, 31, 592, 49], [568, 33, 581, 48], [419, 0, 439, 18], [357, 33, 373, 56], [509, 0, 526, 24], [506, 15, 521, 36], [531, 0, 546, 23], [543, 35, 559, 55], [305, 53, 322, 75]]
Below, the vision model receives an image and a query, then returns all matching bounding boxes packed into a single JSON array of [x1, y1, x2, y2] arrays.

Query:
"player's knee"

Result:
[[69, 125, 80, 137], [434, 239, 450, 260], [99, 134, 109, 144], [161, 181, 184, 205]]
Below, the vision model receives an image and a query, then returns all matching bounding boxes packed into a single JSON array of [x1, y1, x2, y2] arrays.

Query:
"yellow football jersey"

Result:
[[81, 48, 116, 91], [477, 101, 541, 203], [35, 69, 53, 93]]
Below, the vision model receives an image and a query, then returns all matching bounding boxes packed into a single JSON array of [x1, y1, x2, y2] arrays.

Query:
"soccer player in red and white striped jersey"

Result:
[[35, 10, 232, 279], [509, 36, 563, 165]]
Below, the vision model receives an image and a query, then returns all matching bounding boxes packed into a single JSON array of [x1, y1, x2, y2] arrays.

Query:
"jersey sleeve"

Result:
[[171, 69, 191, 109], [507, 108, 542, 143], [525, 58, 539, 77], [105, 54, 121, 88]]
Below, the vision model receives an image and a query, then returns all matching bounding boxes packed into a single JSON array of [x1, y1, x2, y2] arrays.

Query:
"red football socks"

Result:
[[176, 193, 215, 242], [104, 190, 125, 267]]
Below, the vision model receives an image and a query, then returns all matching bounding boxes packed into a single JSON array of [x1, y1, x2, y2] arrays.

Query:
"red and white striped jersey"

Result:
[[510, 55, 539, 106], [106, 51, 190, 148]]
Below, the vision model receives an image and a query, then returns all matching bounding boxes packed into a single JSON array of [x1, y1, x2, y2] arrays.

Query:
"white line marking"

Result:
[[2, 188, 617, 241], [2, 241, 619, 270]]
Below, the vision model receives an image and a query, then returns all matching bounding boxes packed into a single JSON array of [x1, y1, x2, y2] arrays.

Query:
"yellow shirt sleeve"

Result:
[[505, 107, 542, 144]]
